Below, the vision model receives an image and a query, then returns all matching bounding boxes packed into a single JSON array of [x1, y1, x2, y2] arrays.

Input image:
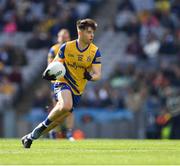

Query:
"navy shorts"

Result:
[[53, 82, 81, 109]]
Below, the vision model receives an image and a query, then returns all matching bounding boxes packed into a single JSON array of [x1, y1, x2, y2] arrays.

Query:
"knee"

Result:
[[62, 102, 73, 112], [56, 101, 72, 112]]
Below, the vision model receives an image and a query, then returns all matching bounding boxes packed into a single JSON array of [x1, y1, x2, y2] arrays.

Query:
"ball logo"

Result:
[[55, 70, 62, 77]]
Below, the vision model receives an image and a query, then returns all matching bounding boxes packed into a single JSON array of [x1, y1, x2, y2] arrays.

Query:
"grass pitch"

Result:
[[0, 139, 180, 165]]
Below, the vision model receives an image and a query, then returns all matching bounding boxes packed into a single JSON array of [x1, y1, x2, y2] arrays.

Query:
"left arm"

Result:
[[90, 64, 101, 81], [84, 48, 101, 81]]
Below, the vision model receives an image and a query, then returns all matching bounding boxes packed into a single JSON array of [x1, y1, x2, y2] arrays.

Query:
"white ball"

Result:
[[47, 61, 66, 79]]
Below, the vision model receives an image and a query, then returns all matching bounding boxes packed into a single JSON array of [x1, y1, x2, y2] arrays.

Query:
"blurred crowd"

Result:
[[110, 0, 180, 138], [0, 0, 100, 39], [114, 0, 180, 59], [0, 43, 26, 108]]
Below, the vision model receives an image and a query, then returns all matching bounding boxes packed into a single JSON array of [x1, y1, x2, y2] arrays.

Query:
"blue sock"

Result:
[[28, 118, 52, 140], [42, 118, 52, 127]]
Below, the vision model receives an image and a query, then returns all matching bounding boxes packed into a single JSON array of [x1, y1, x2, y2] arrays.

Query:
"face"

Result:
[[57, 30, 70, 43], [80, 27, 95, 45]]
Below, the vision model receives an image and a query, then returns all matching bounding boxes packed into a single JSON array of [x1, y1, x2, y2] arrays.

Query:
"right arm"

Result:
[[47, 47, 56, 64], [53, 43, 66, 63]]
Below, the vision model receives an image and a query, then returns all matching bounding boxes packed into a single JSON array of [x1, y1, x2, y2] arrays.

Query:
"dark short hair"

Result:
[[76, 18, 97, 31]]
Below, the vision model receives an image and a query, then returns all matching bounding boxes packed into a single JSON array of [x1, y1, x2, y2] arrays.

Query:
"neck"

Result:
[[77, 38, 89, 50], [58, 41, 64, 45]]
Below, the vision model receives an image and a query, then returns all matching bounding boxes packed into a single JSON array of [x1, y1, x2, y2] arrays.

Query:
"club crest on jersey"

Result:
[[87, 56, 91, 62]]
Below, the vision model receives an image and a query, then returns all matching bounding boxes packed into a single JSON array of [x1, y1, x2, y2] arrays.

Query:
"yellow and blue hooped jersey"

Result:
[[56, 40, 101, 95]]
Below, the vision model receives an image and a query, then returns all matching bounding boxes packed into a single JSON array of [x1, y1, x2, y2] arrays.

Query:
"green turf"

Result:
[[0, 139, 180, 165]]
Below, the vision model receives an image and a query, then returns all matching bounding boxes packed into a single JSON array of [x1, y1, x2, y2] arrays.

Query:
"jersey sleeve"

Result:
[[58, 43, 66, 59], [92, 49, 101, 64]]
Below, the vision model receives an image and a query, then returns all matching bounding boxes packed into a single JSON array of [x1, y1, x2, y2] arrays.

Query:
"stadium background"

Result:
[[0, 0, 179, 139]]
